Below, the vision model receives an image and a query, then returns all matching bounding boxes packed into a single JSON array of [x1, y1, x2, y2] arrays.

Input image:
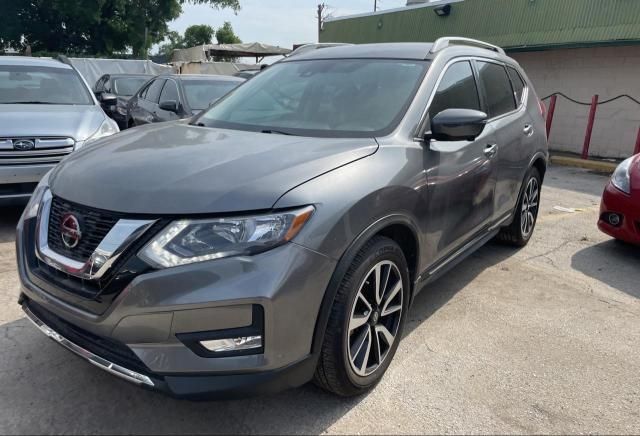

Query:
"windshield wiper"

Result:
[[261, 129, 297, 136]]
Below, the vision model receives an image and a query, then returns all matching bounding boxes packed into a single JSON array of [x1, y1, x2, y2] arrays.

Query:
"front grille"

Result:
[[48, 196, 119, 262], [25, 298, 154, 377], [0, 137, 75, 166]]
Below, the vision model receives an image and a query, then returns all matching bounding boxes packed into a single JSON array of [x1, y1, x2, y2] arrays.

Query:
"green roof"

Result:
[[320, 0, 640, 51]]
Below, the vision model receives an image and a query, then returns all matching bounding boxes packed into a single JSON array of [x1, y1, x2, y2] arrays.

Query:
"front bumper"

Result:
[[0, 164, 54, 199], [17, 214, 337, 397], [598, 182, 640, 245]]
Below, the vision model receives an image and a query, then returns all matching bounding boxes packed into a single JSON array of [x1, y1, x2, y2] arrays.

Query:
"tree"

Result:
[[0, 0, 240, 58], [157, 30, 185, 60], [183, 24, 215, 48], [215, 21, 241, 44]]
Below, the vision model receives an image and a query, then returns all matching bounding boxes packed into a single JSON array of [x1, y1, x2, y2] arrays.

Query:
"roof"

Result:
[[171, 43, 291, 63], [0, 56, 72, 69], [106, 73, 153, 78], [283, 42, 434, 61], [320, 0, 640, 52], [160, 74, 245, 82]]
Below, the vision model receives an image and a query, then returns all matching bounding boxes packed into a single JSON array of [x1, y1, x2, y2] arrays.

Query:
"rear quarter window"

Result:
[[507, 66, 526, 106]]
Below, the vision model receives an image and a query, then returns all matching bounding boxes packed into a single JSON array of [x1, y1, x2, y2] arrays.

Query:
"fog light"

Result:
[[200, 336, 262, 353], [607, 213, 622, 227]]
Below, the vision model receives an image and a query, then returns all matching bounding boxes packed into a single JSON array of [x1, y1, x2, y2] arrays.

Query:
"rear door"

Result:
[[423, 60, 498, 263], [475, 60, 533, 219]]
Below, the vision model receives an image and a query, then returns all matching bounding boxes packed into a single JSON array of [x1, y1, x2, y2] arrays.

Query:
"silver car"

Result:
[[0, 56, 119, 201]]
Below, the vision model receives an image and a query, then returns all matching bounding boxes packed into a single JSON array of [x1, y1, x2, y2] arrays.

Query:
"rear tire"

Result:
[[496, 167, 542, 246], [314, 236, 410, 397]]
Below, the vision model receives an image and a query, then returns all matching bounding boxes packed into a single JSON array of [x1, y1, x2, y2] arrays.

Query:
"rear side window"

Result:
[[145, 79, 165, 103], [507, 66, 526, 106], [429, 61, 480, 117], [476, 61, 516, 118]]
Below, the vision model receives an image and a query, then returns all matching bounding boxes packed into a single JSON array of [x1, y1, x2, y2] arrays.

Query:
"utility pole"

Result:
[[374, 0, 377, 11], [317, 3, 325, 39]]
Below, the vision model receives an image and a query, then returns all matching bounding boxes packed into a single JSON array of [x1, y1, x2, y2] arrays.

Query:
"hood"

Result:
[[49, 122, 378, 214], [0, 104, 106, 141]]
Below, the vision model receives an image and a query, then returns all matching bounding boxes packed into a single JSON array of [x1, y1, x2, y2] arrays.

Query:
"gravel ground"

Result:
[[0, 165, 638, 435]]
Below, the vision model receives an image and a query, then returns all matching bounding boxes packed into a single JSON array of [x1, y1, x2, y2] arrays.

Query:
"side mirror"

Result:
[[426, 108, 488, 142], [159, 100, 179, 113], [100, 92, 117, 105]]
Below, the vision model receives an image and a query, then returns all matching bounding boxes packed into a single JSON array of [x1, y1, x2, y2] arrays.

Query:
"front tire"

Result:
[[496, 167, 542, 246], [314, 236, 410, 396]]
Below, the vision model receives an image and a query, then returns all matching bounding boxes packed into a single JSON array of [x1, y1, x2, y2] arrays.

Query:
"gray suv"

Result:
[[0, 56, 119, 201], [16, 39, 547, 398]]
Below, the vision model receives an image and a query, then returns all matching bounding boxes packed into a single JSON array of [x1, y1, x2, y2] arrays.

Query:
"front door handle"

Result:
[[523, 124, 534, 136], [484, 143, 498, 158]]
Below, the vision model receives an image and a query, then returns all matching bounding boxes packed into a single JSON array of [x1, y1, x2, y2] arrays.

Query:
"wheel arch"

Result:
[[310, 214, 420, 356]]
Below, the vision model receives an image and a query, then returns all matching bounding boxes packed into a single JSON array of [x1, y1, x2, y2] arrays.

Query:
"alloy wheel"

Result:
[[521, 177, 539, 237], [347, 260, 403, 377]]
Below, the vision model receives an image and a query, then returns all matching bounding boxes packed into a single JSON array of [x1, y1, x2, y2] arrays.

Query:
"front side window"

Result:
[[113, 77, 149, 96], [159, 80, 179, 103], [196, 59, 429, 137], [429, 61, 480, 118], [0, 65, 93, 105], [183, 80, 239, 110], [477, 61, 516, 118], [145, 79, 165, 103]]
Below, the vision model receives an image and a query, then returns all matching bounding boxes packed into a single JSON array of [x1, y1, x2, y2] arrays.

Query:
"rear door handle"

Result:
[[523, 124, 534, 136], [484, 143, 498, 158]]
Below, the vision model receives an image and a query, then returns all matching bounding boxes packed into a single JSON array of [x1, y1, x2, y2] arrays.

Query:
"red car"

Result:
[[598, 153, 640, 245]]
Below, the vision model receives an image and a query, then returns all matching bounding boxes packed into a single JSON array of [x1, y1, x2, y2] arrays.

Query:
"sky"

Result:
[[169, 0, 408, 49]]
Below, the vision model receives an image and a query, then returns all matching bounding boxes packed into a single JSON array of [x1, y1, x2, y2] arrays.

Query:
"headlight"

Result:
[[22, 171, 51, 220], [139, 206, 315, 268], [611, 157, 633, 194], [80, 118, 120, 149]]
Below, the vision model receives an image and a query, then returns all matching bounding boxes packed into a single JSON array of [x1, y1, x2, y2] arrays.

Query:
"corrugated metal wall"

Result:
[[320, 0, 640, 50]]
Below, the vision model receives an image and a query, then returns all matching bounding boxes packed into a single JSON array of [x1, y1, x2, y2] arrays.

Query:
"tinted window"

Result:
[[507, 66, 525, 105], [183, 80, 240, 110], [159, 80, 179, 103], [0, 65, 93, 105], [198, 59, 429, 137], [94, 76, 106, 93], [145, 78, 165, 103], [113, 77, 149, 96], [429, 61, 480, 117], [477, 61, 516, 117]]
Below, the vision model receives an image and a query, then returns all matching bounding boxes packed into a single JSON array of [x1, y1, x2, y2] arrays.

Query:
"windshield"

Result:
[[183, 80, 242, 111], [113, 77, 148, 96], [196, 59, 429, 137], [0, 65, 93, 105]]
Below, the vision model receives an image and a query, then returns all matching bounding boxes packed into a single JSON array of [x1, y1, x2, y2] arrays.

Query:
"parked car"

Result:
[[126, 74, 244, 127], [93, 73, 152, 129], [0, 56, 119, 202], [17, 39, 547, 398], [598, 153, 640, 245]]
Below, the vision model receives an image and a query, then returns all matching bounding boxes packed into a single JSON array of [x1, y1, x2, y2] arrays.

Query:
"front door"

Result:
[[422, 60, 498, 265]]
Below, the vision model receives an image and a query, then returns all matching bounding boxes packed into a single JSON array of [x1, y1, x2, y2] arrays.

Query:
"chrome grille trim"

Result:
[[35, 189, 156, 281], [0, 137, 75, 165]]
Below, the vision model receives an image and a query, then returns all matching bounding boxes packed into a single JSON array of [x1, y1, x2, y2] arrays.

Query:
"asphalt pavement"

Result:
[[0, 165, 638, 434]]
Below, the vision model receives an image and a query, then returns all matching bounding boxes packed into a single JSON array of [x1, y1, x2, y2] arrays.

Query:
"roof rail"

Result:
[[429, 37, 505, 55]]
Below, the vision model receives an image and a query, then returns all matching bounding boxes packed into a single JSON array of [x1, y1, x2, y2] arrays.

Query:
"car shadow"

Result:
[[571, 239, 640, 299], [0, 239, 519, 434], [405, 241, 517, 337], [0, 205, 23, 244]]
